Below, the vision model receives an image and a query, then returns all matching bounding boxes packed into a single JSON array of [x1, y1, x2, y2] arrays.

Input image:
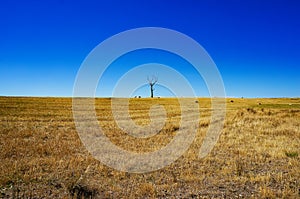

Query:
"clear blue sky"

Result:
[[0, 0, 299, 97]]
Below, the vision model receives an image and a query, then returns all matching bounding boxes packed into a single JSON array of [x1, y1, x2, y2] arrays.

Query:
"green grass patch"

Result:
[[285, 151, 298, 158], [255, 103, 300, 109]]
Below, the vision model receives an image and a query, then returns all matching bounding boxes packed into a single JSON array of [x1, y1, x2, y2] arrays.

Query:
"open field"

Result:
[[0, 97, 299, 198]]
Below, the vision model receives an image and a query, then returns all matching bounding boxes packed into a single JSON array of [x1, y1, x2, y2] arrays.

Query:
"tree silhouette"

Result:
[[147, 76, 158, 98]]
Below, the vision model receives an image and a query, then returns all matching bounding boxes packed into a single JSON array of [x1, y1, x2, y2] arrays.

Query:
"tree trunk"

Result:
[[150, 85, 154, 98]]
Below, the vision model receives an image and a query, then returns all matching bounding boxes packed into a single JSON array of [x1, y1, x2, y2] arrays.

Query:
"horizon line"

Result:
[[0, 95, 299, 99]]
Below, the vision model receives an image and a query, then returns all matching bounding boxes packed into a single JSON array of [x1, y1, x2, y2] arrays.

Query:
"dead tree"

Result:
[[147, 76, 158, 98]]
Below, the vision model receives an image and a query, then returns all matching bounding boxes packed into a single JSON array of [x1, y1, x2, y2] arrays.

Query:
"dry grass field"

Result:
[[0, 97, 299, 198]]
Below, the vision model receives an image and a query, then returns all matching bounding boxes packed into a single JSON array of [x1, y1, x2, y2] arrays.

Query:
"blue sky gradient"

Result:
[[0, 0, 299, 97]]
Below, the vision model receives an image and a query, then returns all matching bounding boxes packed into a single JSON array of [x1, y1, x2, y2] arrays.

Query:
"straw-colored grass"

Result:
[[0, 97, 299, 198]]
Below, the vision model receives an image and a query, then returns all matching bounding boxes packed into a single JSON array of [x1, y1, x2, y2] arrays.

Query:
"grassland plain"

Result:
[[0, 97, 299, 198]]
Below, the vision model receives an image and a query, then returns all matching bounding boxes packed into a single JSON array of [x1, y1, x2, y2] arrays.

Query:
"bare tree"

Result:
[[147, 76, 158, 98]]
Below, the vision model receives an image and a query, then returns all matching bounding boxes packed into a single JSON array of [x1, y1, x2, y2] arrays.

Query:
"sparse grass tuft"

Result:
[[69, 183, 97, 199]]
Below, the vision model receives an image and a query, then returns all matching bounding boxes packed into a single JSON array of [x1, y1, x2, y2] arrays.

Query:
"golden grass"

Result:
[[0, 97, 299, 198]]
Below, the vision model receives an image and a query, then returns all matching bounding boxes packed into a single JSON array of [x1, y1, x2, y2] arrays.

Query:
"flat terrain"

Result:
[[0, 97, 299, 198]]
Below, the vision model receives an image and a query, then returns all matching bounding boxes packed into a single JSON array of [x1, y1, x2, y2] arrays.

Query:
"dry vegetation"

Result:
[[0, 97, 299, 198]]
